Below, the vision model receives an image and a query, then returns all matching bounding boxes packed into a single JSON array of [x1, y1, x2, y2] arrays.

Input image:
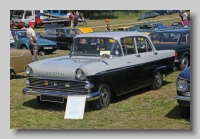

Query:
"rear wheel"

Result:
[[151, 71, 163, 90], [91, 84, 111, 110], [179, 56, 189, 70]]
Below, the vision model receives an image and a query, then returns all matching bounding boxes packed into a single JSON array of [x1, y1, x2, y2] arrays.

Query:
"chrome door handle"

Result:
[[135, 54, 140, 57], [153, 52, 158, 55]]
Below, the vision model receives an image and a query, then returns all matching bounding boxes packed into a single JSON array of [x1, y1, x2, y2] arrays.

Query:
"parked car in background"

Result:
[[10, 46, 32, 79], [41, 24, 93, 49], [174, 66, 190, 118], [149, 28, 190, 70], [131, 22, 168, 34], [154, 10, 172, 15], [15, 30, 58, 54], [22, 31, 176, 110], [113, 26, 132, 31], [41, 24, 83, 49]]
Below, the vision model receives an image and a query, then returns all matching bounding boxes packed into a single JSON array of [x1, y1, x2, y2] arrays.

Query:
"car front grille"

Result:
[[28, 78, 87, 93]]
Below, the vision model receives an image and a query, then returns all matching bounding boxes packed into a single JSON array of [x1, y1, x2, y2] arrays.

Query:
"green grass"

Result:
[[10, 13, 190, 129]]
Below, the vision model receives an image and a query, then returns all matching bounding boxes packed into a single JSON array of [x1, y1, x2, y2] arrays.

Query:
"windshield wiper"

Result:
[[70, 53, 100, 58]]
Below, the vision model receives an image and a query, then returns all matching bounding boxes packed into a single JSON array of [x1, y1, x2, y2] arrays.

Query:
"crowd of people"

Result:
[[67, 11, 87, 28]]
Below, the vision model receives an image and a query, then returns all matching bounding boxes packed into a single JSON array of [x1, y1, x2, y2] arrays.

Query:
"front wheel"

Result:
[[151, 71, 163, 90], [91, 84, 111, 110], [179, 56, 189, 70]]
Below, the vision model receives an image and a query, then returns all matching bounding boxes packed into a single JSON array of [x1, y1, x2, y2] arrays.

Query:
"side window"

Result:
[[60, 29, 65, 36], [121, 37, 136, 55], [145, 39, 153, 52], [56, 29, 59, 36], [135, 37, 147, 53], [181, 33, 190, 44]]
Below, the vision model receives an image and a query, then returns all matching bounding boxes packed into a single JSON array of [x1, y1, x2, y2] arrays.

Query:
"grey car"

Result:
[[22, 31, 176, 110]]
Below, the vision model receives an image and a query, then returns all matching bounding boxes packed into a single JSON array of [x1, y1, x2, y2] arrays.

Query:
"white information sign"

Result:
[[64, 95, 86, 119]]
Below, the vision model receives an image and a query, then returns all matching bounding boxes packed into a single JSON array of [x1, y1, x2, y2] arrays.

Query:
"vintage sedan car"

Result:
[[22, 31, 176, 110], [130, 22, 168, 34], [15, 30, 58, 53], [10, 46, 32, 79], [149, 28, 190, 70], [174, 66, 190, 118]]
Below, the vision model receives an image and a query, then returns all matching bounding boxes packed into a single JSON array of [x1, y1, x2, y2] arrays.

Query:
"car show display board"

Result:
[[64, 95, 86, 119]]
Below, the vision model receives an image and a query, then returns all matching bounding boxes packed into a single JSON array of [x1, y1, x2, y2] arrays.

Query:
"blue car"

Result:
[[131, 22, 168, 33], [174, 66, 190, 118], [15, 30, 58, 53]]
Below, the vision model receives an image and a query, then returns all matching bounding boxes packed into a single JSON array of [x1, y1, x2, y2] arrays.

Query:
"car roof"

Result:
[[150, 28, 190, 33], [74, 31, 149, 40]]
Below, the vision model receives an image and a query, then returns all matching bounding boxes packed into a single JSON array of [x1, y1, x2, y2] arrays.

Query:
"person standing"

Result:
[[81, 14, 87, 25], [69, 11, 74, 28], [10, 23, 17, 47], [179, 10, 183, 21], [105, 24, 111, 31], [182, 10, 188, 21], [26, 22, 39, 61]]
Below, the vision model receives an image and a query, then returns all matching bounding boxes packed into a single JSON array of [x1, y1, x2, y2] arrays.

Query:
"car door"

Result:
[[120, 37, 143, 94], [10, 48, 32, 73], [177, 32, 190, 60], [135, 36, 158, 86]]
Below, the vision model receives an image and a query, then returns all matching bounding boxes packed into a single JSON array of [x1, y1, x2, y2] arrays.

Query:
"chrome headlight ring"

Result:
[[75, 68, 86, 80], [25, 65, 33, 76], [176, 79, 189, 92]]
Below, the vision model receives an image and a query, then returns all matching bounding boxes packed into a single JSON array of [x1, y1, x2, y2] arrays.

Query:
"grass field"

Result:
[[10, 12, 190, 129]]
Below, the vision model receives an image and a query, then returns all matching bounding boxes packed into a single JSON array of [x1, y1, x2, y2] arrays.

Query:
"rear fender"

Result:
[[154, 66, 167, 76]]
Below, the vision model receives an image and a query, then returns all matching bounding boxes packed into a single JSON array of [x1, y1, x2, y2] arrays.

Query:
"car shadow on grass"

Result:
[[165, 105, 190, 122], [11, 74, 26, 79], [22, 98, 94, 112], [111, 80, 172, 104]]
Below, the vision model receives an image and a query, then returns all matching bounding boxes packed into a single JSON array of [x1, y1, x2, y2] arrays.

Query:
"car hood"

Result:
[[30, 56, 100, 79], [37, 38, 57, 46], [179, 67, 190, 80]]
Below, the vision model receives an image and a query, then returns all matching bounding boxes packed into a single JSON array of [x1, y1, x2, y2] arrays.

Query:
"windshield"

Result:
[[70, 37, 122, 56], [17, 31, 40, 39], [149, 32, 181, 44]]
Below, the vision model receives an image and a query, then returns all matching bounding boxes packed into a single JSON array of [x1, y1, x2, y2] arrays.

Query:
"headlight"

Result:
[[25, 66, 33, 76], [176, 79, 189, 92], [75, 68, 86, 80]]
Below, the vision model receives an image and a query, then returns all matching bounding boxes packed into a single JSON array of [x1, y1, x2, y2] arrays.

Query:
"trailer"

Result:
[[12, 10, 71, 28]]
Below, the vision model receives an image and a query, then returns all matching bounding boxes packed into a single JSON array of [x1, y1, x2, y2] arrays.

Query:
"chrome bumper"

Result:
[[174, 95, 190, 101], [22, 87, 100, 101]]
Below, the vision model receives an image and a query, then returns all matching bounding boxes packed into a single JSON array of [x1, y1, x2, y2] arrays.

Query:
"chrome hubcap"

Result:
[[100, 88, 108, 106], [155, 73, 162, 85], [181, 57, 188, 69]]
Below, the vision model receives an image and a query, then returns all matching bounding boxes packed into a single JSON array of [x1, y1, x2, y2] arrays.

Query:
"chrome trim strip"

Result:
[[174, 95, 190, 101], [22, 87, 100, 101], [175, 59, 181, 62]]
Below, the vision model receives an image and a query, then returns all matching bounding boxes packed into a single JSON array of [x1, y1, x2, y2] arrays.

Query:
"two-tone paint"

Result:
[[149, 28, 190, 70], [22, 31, 176, 110]]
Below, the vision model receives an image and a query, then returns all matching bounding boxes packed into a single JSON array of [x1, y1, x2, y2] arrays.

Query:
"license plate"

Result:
[[44, 80, 48, 85], [44, 47, 52, 49], [40, 95, 64, 103]]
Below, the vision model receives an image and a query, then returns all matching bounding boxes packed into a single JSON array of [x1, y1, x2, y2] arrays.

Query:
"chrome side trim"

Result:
[[22, 87, 100, 101], [174, 95, 190, 101]]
